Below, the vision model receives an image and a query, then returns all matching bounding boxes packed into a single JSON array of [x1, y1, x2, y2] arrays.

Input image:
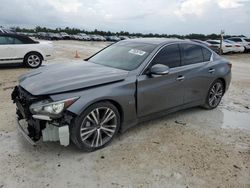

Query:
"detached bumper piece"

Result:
[[16, 118, 37, 146], [12, 86, 71, 147]]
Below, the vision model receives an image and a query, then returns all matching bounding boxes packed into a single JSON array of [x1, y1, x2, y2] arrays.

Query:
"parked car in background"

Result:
[[206, 40, 234, 54], [71, 35, 80, 40], [119, 36, 130, 40], [224, 39, 245, 53], [191, 39, 220, 54], [106, 36, 121, 42], [0, 33, 54, 68], [227, 37, 250, 52], [96, 35, 106, 41], [89, 35, 101, 41], [46, 33, 62, 40], [77, 33, 91, 41], [60, 32, 71, 40], [12, 38, 231, 151], [36, 32, 47, 39]]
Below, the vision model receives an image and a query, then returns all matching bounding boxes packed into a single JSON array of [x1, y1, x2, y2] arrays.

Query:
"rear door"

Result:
[[179, 44, 214, 104], [137, 44, 185, 117]]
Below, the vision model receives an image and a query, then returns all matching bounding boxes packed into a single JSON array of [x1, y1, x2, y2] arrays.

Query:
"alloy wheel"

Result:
[[27, 55, 41, 67], [80, 107, 118, 148], [208, 82, 223, 108]]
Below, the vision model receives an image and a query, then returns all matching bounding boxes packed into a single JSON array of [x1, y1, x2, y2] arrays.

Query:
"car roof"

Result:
[[0, 33, 36, 43], [126, 38, 182, 45], [0, 33, 27, 37]]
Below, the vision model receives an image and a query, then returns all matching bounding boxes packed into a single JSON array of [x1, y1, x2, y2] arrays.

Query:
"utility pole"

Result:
[[220, 30, 225, 55]]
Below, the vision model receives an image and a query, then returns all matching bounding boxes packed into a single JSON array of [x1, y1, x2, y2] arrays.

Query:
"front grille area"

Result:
[[12, 86, 38, 119], [12, 86, 46, 141]]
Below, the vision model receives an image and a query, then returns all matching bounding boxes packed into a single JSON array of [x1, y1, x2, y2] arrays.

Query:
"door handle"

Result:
[[208, 68, 215, 73], [176, 75, 185, 81]]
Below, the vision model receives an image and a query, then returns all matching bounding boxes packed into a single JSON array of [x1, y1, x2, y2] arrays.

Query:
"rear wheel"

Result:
[[203, 79, 224, 109], [71, 102, 120, 152], [24, 52, 43, 68]]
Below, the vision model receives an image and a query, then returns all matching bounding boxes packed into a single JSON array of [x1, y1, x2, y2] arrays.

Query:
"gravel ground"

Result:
[[0, 40, 249, 188]]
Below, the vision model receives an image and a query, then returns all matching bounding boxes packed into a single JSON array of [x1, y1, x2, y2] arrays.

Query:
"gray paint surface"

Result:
[[17, 39, 231, 131], [19, 61, 128, 95]]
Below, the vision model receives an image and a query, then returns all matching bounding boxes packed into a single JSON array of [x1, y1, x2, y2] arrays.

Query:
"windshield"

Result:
[[88, 41, 156, 71]]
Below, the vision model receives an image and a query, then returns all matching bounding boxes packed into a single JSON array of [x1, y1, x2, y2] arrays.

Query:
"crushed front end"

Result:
[[11, 86, 76, 146]]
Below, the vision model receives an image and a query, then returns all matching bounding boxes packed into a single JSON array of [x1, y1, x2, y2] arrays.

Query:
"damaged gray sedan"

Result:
[[11, 38, 231, 151]]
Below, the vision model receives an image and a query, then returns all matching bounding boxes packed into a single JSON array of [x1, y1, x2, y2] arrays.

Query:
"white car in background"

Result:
[[77, 33, 91, 41], [224, 39, 245, 53], [0, 33, 54, 68], [227, 37, 250, 52], [60, 32, 71, 40], [206, 40, 234, 54]]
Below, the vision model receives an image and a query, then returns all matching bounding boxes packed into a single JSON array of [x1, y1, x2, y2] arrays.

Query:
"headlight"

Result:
[[30, 97, 79, 117]]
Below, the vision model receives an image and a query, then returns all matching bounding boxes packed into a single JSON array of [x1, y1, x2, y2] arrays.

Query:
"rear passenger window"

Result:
[[151, 44, 181, 68], [202, 47, 212, 61], [14, 38, 23, 44], [181, 44, 203, 65]]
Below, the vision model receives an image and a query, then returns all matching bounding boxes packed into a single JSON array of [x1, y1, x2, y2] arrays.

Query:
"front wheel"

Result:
[[203, 80, 224, 110], [71, 102, 120, 152], [24, 53, 43, 68]]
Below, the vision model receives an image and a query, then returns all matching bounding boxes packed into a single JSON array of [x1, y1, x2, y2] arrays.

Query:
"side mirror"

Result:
[[150, 64, 170, 76]]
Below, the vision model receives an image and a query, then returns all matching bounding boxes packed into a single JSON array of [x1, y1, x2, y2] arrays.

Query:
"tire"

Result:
[[203, 79, 225, 110], [24, 52, 43, 68], [71, 102, 120, 152]]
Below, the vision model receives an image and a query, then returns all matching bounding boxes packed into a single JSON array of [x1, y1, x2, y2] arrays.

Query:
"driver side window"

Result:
[[151, 44, 181, 68]]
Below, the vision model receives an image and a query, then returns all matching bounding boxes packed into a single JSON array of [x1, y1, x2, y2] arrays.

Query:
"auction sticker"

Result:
[[129, 49, 146, 56]]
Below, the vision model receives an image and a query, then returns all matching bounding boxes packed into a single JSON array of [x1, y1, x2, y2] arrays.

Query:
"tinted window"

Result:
[[181, 44, 203, 65], [151, 44, 181, 68], [202, 47, 212, 61], [0, 36, 14, 45], [244, 38, 250, 42], [14, 38, 23, 44]]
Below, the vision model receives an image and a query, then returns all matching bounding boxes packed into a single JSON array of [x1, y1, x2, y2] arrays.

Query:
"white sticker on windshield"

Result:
[[129, 49, 146, 56]]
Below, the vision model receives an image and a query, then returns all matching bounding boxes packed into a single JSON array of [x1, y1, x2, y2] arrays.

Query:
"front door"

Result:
[[0, 36, 14, 64], [137, 44, 185, 117]]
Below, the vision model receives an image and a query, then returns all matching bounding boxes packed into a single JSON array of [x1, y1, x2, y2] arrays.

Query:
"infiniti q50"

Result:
[[12, 38, 231, 151]]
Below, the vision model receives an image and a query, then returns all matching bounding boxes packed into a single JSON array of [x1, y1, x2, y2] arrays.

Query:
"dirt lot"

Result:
[[0, 40, 249, 188]]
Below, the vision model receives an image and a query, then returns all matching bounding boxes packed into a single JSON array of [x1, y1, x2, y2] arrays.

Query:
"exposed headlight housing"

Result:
[[29, 97, 79, 118]]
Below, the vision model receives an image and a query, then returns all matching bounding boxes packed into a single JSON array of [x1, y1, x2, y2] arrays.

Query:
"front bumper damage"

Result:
[[12, 86, 73, 147]]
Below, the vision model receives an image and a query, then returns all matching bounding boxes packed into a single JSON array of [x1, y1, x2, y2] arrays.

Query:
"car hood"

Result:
[[19, 61, 128, 96]]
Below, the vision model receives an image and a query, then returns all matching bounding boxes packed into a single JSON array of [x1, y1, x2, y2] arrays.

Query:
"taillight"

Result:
[[235, 45, 241, 47], [228, 63, 232, 69]]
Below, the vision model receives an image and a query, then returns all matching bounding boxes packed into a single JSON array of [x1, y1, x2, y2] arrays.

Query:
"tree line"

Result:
[[10, 26, 246, 40]]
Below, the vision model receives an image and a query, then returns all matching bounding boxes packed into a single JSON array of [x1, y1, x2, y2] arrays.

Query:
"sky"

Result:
[[0, 0, 250, 36]]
